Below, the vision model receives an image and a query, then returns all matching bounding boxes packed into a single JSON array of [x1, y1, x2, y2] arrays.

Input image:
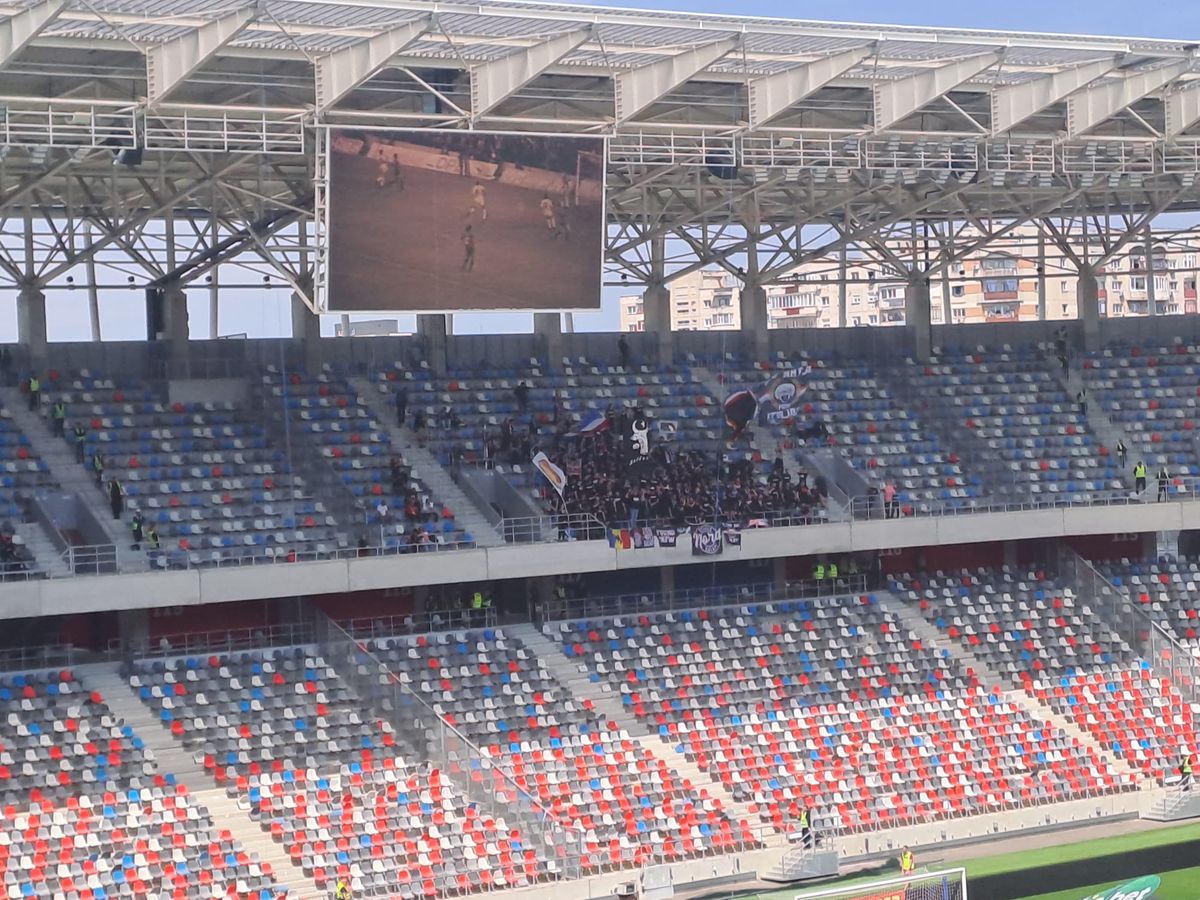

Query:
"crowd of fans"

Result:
[[503, 403, 824, 530]]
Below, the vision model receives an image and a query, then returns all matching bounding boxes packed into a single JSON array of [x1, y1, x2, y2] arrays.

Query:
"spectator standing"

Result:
[[27, 374, 40, 412], [52, 400, 66, 437], [395, 387, 408, 427], [1076, 388, 1087, 416], [1158, 464, 1170, 502], [1057, 352, 1069, 374], [1134, 460, 1147, 494], [883, 480, 898, 520], [1116, 438, 1127, 469], [618, 334, 630, 369], [73, 423, 87, 463], [514, 381, 530, 413], [108, 478, 123, 520]]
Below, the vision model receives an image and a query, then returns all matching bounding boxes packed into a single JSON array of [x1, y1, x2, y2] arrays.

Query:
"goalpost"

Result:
[[794, 868, 968, 900]]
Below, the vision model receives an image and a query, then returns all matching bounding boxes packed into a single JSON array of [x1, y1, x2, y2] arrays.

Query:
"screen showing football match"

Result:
[[325, 129, 605, 312]]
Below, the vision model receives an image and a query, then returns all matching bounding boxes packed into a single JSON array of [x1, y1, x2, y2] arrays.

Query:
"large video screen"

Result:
[[325, 129, 605, 312]]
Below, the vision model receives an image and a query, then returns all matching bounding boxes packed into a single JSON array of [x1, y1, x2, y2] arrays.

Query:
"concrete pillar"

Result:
[[152, 284, 190, 377], [739, 281, 768, 361], [659, 565, 675, 598], [117, 608, 150, 653], [1077, 265, 1101, 352], [534, 313, 563, 367], [417, 314, 449, 375], [1037, 229, 1047, 321], [773, 556, 787, 593], [1144, 227, 1157, 318], [16, 286, 47, 366], [290, 280, 322, 371], [642, 283, 672, 365], [905, 275, 932, 363], [837, 244, 848, 328]]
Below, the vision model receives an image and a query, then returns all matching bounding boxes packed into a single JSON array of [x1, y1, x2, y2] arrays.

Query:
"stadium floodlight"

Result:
[[794, 867, 968, 900]]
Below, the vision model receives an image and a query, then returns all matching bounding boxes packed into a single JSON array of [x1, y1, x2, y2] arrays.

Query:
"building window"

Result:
[[868, 314, 878, 325], [851, 295, 862, 306], [952, 307, 966, 322], [983, 278, 1018, 294], [951, 285, 965, 298]]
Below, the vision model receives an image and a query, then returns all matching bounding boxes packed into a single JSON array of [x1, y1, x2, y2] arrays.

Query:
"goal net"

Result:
[[795, 868, 967, 900]]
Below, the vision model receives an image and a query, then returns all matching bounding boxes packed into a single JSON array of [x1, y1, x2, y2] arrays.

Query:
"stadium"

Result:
[[1, 0, 1200, 898]]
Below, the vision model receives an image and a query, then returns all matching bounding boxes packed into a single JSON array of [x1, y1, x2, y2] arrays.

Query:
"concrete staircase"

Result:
[[507, 622, 782, 847], [1, 387, 134, 555], [13, 520, 69, 577], [876, 592, 1146, 786], [75, 662, 321, 899], [1142, 786, 1200, 821], [1056, 366, 1137, 492], [349, 376, 503, 547]]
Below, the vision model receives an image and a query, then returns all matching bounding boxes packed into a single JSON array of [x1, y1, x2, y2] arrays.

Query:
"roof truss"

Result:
[[614, 37, 740, 123], [990, 57, 1118, 134], [314, 16, 432, 111], [748, 44, 876, 128], [146, 4, 263, 105], [1067, 61, 1191, 137], [873, 51, 1005, 131], [470, 28, 592, 119], [0, 0, 65, 71]]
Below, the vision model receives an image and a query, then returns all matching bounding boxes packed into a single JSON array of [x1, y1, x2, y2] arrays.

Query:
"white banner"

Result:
[[532, 452, 568, 498]]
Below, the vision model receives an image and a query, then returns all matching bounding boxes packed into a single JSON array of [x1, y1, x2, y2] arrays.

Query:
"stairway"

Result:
[[875, 591, 1008, 690], [349, 376, 503, 547], [876, 592, 1146, 786], [1055, 364, 1140, 495], [74, 663, 321, 899], [507, 622, 782, 847], [13, 520, 69, 577], [1, 388, 137, 558]]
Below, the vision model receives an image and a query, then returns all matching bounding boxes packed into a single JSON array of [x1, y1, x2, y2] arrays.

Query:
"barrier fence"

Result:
[[311, 611, 586, 882]]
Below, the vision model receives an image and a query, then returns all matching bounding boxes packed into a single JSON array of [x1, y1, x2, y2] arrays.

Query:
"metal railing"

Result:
[[60, 542, 118, 576], [538, 576, 869, 624], [848, 476, 1200, 521], [496, 512, 607, 544], [112, 621, 316, 659], [312, 613, 587, 882], [342, 607, 498, 640]]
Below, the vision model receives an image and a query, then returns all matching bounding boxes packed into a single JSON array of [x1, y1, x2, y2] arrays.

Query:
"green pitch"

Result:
[[1016, 864, 1200, 900], [724, 820, 1200, 900]]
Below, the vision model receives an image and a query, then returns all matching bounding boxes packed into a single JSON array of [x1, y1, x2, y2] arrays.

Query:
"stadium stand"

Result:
[[546, 594, 1127, 837], [1083, 343, 1200, 491], [0, 667, 284, 898], [713, 354, 982, 514], [908, 346, 1122, 503], [259, 366, 472, 553], [899, 565, 1197, 783], [41, 371, 338, 566]]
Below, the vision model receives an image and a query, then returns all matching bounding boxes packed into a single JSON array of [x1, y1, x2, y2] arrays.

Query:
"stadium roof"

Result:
[[3, 0, 1200, 298]]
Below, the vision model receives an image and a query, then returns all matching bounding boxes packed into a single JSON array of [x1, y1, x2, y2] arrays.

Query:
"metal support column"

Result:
[[905, 274, 932, 363], [1144, 226, 1157, 318], [1037, 228, 1047, 321], [1077, 265, 1101, 351], [643, 235, 673, 365], [740, 234, 768, 360]]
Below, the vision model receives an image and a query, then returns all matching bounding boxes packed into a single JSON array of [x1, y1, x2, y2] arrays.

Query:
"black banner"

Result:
[[724, 528, 742, 547], [654, 526, 678, 548], [691, 524, 723, 557]]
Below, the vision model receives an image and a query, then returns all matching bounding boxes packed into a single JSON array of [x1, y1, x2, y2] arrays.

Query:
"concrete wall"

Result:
[[2, 498, 1195, 620]]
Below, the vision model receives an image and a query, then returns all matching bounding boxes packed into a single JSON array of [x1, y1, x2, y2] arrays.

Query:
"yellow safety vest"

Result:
[[472, 592, 483, 609], [829, 564, 839, 579], [814, 564, 825, 580], [1184, 758, 1193, 775], [1135, 463, 1147, 479], [901, 851, 914, 871]]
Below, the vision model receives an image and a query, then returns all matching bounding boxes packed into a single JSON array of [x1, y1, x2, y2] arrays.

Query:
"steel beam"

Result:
[[314, 16, 432, 111], [146, 4, 262, 106], [873, 51, 1004, 131], [748, 44, 875, 129], [471, 28, 591, 119], [1166, 81, 1200, 138], [0, 0, 65, 71], [991, 57, 1118, 134], [1067, 61, 1190, 137], [614, 37, 739, 123]]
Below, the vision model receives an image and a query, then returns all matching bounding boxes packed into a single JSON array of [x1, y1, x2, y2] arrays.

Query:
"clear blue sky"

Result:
[[14, 0, 1200, 343]]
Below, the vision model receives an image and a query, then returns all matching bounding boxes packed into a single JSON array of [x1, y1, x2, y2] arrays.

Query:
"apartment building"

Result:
[[619, 231, 1200, 332]]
